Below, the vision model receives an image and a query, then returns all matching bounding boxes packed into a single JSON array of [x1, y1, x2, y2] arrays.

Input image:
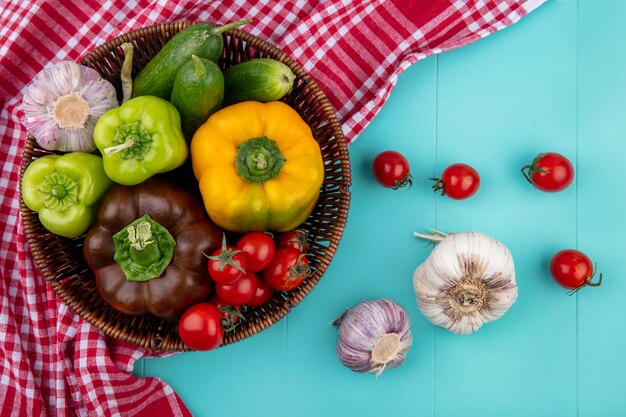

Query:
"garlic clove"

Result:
[[24, 82, 54, 107], [26, 117, 61, 150], [51, 61, 82, 94], [57, 127, 93, 153], [78, 63, 105, 85], [80, 80, 118, 117]]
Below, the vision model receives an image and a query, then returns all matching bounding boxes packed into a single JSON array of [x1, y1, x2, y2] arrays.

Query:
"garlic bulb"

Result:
[[333, 299, 412, 376], [21, 61, 118, 152], [413, 231, 517, 335]]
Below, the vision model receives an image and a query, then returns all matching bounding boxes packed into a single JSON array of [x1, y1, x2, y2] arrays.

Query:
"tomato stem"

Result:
[[430, 177, 445, 195], [204, 234, 247, 274], [219, 305, 245, 332], [285, 253, 312, 285], [566, 264, 603, 296], [393, 173, 413, 190], [587, 273, 603, 287], [521, 158, 549, 186], [586, 263, 603, 287], [288, 229, 308, 250]]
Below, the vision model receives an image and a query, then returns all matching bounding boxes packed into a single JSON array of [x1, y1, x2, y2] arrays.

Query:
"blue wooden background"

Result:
[[134, 1, 626, 415]]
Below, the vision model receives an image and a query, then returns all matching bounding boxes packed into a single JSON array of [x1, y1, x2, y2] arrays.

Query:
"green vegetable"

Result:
[[171, 55, 224, 140], [120, 42, 134, 103], [112, 214, 176, 282], [132, 20, 249, 99], [21, 152, 112, 238], [94, 95, 188, 185], [223, 58, 295, 105]]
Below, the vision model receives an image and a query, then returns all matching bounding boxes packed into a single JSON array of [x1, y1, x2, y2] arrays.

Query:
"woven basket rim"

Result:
[[19, 21, 351, 352]]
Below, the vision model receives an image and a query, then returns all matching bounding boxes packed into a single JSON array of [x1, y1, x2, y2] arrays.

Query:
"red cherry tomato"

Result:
[[247, 278, 276, 307], [550, 249, 603, 292], [522, 152, 574, 192], [208, 294, 243, 331], [178, 303, 224, 351], [215, 270, 258, 306], [275, 229, 308, 253], [372, 151, 412, 189], [206, 235, 248, 284], [236, 232, 276, 272], [432, 163, 480, 200], [263, 248, 311, 292]]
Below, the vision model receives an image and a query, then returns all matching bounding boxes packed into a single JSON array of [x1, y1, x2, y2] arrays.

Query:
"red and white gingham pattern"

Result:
[[0, 0, 545, 415]]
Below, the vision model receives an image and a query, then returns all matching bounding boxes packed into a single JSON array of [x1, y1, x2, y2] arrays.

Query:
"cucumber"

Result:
[[171, 56, 224, 141], [223, 58, 295, 105], [132, 20, 248, 99]]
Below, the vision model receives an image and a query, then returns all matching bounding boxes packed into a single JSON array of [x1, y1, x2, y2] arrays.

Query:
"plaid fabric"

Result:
[[0, 0, 545, 415]]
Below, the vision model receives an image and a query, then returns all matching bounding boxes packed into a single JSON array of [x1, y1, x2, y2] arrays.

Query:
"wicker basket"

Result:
[[19, 22, 351, 352]]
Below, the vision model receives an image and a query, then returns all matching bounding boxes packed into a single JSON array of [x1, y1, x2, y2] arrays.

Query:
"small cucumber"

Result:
[[223, 58, 295, 105], [171, 56, 224, 141], [132, 20, 248, 99]]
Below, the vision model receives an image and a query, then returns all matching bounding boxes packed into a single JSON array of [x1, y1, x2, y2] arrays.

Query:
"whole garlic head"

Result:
[[21, 61, 118, 152], [413, 231, 517, 335]]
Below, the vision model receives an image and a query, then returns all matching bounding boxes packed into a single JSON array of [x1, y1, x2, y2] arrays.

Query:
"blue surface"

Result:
[[135, 1, 626, 415]]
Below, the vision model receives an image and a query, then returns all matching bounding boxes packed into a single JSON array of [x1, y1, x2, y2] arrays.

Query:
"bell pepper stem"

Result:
[[128, 221, 155, 251], [113, 214, 175, 282], [50, 184, 67, 199], [236, 137, 286, 184], [127, 221, 162, 266], [104, 136, 137, 156]]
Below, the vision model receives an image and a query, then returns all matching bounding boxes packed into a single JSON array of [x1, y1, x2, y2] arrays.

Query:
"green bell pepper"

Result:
[[94, 96, 188, 185], [21, 152, 112, 238]]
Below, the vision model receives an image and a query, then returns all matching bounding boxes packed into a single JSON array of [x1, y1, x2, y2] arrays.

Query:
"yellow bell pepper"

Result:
[[191, 101, 324, 233]]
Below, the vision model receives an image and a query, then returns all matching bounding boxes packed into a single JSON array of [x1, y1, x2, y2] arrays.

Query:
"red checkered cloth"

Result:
[[0, 0, 545, 415]]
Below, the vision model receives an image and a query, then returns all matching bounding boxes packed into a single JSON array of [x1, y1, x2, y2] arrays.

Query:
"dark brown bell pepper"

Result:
[[83, 177, 222, 319]]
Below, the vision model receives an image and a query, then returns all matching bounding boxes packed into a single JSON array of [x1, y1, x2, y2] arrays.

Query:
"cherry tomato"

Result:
[[522, 152, 574, 192], [208, 294, 243, 331], [263, 248, 311, 291], [275, 229, 308, 253], [178, 303, 224, 351], [206, 235, 248, 284], [215, 270, 258, 306], [550, 249, 603, 292], [372, 151, 412, 189], [236, 232, 276, 272], [432, 163, 480, 200], [247, 278, 276, 307]]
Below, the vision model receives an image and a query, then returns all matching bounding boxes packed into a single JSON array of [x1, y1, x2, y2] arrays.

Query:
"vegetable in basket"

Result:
[[223, 58, 295, 105], [170, 55, 224, 141], [132, 20, 249, 99], [83, 177, 223, 319], [263, 248, 310, 291], [94, 96, 188, 185], [21, 61, 118, 152], [178, 303, 224, 351], [21, 152, 112, 238], [191, 101, 324, 233]]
